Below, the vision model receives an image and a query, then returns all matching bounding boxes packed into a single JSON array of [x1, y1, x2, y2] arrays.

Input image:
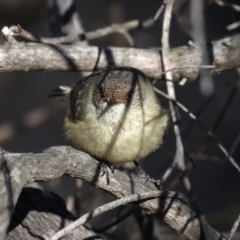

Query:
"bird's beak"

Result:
[[105, 91, 123, 105], [98, 98, 117, 119], [106, 98, 118, 106]]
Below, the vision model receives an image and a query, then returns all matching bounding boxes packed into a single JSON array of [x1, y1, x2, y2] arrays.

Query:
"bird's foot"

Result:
[[141, 173, 162, 189], [134, 161, 145, 174], [134, 161, 162, 189], [146, 176, 162, 189], [101, 162, 115, 185]]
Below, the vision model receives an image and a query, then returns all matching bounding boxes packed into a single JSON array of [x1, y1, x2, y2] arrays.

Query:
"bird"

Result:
[[50, 67, 168, 184]]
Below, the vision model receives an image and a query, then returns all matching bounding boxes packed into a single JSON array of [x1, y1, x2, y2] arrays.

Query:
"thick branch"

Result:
[[0, 146, 225, 240], [6, 183, 102, 240], [0, 30, 240, 80]]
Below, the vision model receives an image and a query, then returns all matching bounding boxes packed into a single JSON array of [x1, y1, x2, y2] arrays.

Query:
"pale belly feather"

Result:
[[64, 102, 167, 164]]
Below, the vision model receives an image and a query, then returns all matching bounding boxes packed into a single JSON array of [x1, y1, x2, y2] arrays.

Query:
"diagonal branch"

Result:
[[228, 213, 240, 240], [212, 0, 240, 12], [51, 191, 162, 240], [154, 87, 240, 173], [15, 18, 155, 45]]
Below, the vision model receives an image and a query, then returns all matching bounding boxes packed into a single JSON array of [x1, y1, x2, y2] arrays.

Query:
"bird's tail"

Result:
[[48, 86, 72, 98]]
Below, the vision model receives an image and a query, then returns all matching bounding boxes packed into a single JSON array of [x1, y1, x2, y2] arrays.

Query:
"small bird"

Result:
[[51, 67, 168, 182]]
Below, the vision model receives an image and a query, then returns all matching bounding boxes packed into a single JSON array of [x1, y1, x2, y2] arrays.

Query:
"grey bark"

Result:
[[0, 33, 239, 80], [5, 183, 103, 240], [0, 147, 226, 240]]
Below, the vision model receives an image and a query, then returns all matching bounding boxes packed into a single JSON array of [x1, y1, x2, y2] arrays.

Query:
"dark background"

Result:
[[0, 0, 240, 238]]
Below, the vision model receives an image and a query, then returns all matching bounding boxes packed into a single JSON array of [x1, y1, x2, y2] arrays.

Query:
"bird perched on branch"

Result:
[[50, 67, 168, 183]]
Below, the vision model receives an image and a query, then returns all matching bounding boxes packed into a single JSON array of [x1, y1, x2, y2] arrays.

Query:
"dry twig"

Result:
[[190, 0, 214, 96], [13, 19, 155, 46], [51, 191, 162, 240], [154, 1, 167, 21], [228, 213, 240, 240], [212, 0, 240, 12], [154, 87, 240, 173], [161, 0, 185, 184]]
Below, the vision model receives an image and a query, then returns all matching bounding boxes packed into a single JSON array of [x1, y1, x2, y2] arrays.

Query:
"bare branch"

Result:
[[51, 191, 162, 240], [14, 19, 155, 45], [1, 26, 17, 44], [94, 206, 137, 233], [227, 21, 240, 31], [0, 147, 225, 240], [190, 0, 214, 96], [228, 213, 240, 240], [154, 1, 166, 21], [196, 78, 238, 157], [154, 87, 240, 173], [184, 78, 234, 138], [212, 0, 240, 12], [1, 26, 240, 81], [7, 183, 103, 240], [161, 2, 207, 228], [229, 128, 240, 157], [161, 0, 185, 185]]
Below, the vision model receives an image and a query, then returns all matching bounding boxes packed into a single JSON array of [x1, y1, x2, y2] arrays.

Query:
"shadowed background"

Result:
[[0, 0, 240, 239]]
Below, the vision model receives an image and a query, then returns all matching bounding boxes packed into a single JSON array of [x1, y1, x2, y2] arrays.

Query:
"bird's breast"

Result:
[[64, 100, 167, 165]]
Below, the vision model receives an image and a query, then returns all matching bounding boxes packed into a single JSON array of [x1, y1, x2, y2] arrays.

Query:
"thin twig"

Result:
[[94, 207, 137, 233], [0, 146, 225, 240], [189, 153, 222, 163], [180, 172, 207, 225], [212, 0, 240, 12], [162, 0, 185, 180], [154, 87, 240, 173], [184, 78, 235, 138], [196, 80, 238, 155], [227, 213, 240, 240], [14, 17, 156, 45], [154, 1, 167, 21], [229, 128, 240, 157], [153, 65, 215, 85], [227, 21, 240, 31], [190, 0, 214, 96], [158, 65, 215, 79], [160, 4, 202, 224], [50, 191, 162, 240], [159, 3, 207, 216], [1, 26, 17, 44]]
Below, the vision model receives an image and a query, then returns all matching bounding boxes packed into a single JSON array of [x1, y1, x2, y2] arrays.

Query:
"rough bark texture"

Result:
[[5, 183, 102, 240], [0, 147, 226, 240], [0, 33, 240, 80]]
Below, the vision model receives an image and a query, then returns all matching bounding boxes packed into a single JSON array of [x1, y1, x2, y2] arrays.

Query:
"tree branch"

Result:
[[1, 26, 240, 81], [6, 183, 103, 240], [51, 191, 162, 240], [0, 146, 226, 240], [15, 19, 156, 45]]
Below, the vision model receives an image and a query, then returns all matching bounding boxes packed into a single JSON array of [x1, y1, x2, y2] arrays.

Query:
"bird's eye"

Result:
[[127, 92, 133, 99]]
